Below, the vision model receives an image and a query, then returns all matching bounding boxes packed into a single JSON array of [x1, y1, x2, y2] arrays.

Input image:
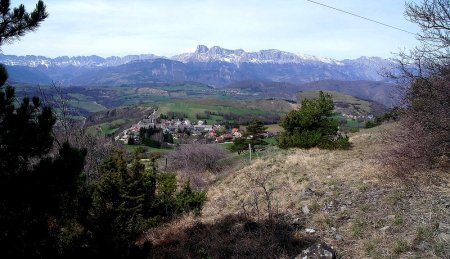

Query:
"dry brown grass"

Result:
[[142, 124, 450, 258], [145, 214, 315, 258]]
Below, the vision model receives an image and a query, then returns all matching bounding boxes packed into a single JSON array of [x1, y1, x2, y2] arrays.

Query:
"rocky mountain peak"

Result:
[[173, 45, 344, 65], [195, 45, 209, 54]]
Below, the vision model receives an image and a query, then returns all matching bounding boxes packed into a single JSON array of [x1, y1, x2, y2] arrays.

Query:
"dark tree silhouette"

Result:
[[0, 0, 48, 45], [0, 1, 89, 257]]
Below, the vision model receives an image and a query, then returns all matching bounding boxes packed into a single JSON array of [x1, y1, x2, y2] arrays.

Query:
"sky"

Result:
[[1, 0, 421, 60]]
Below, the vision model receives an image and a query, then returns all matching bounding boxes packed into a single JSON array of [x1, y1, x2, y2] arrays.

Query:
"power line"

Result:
[[305, 0, 417, 35]]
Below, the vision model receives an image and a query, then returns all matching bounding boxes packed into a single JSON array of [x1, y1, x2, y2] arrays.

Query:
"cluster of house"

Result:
[[341, 113, 374, 120], [115, 112, 243, 144]]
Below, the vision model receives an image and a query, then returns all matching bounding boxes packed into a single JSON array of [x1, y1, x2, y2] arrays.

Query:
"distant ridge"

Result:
[[1, 45, 396, 88], [0, 54, 160, 68], [1, 45, 392, 68], [172, 45, 341, 65]]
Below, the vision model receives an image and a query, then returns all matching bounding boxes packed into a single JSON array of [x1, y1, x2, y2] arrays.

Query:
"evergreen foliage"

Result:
[[246, 118, 267, 139], [0, 0, 48, 45], [229, 137, 249, 154], [139, 126, 161, 147], [83, 150, 156, 257], [81, 150, 206, 257], [230, 118, 268, 154], [139, 126, 173, 147], [0, 1, 89, 257], [278, 91, 349, 149]]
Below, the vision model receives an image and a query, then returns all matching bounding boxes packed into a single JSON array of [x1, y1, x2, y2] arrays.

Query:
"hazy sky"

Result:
[[1, 0, 421, 59]]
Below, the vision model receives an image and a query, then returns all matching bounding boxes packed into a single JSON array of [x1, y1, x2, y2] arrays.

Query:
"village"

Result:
[[114, 108, 244, 145], [340, 112, 374, 120]]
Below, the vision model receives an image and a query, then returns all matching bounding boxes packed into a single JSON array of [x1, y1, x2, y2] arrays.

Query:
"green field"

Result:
[[68, 93, 107, 113], [14, 84, 297, 119], [68, 99, 107, 113], [154, 99, 276, 124]]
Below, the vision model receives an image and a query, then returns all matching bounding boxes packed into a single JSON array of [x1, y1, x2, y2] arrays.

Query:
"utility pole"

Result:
[[249, 143, 252, 162], [165, 157, 168, 171]]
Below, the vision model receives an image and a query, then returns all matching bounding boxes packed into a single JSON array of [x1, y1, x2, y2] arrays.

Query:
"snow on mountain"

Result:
[[0, 54, 160, 68], [0, 45, 391, 69], [1, 45, 396, 86], [172, 45, 342, 65]]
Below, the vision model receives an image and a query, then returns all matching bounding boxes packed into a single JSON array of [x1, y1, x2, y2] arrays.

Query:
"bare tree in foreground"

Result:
[[39, 83, 114, 180], [384, 0, 450, 174]]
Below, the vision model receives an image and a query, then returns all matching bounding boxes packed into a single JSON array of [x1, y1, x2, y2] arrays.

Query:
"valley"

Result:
[[1, 0, 449, 258]]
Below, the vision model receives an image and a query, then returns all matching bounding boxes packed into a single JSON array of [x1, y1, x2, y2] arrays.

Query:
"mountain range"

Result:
[[2, 45, 395, 87]]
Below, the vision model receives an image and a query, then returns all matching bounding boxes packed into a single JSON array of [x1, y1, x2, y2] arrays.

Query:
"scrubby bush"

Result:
[[165, 143, 230, 174], [319, 135, 351, 150], [365, 120, 381, 129], [278, 91, 350, 149]]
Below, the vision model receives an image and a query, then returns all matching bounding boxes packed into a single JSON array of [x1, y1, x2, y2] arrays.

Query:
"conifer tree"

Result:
[[230, 118, 268, 154], [0, 1, 87, 257], [278, 91, 349, 149], [0, 0, 48, 45], [86, 150, 205, 257]]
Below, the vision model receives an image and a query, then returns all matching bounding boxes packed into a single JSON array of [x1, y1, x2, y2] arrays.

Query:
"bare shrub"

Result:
[[383, 0, 450, 174], [51, 124, 114, 180], [72, 131, 114, 180], [38, 83, 115, 180], [164, 144, 235, 188], [166, 144, 230, 173], [239, 170, 281, 224], [382, 73, 450, 175]]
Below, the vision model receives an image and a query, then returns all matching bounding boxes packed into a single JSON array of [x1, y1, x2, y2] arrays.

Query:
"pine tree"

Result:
[[0, 1, 89, 257], [278, 91, 349, 149], [246, 118, 267, 140], [0, 0, 48, 45], [87, 150, 205, 257], [230, 118, 268, 154]]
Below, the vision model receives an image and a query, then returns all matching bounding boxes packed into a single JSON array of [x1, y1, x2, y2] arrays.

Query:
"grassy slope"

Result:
[[147, 124, 450, 258], [67, 93, 107, 113]]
